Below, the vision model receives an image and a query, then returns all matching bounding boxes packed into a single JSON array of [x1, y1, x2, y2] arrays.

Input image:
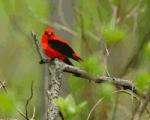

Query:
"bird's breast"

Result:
[[44, 47, 67, 60]]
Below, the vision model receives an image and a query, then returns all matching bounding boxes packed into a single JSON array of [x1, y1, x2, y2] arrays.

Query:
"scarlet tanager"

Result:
[[41, 28, 82, 65]]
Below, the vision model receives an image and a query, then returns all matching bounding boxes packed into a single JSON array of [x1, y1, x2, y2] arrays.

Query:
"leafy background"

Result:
[[0, 0, 150, 120]]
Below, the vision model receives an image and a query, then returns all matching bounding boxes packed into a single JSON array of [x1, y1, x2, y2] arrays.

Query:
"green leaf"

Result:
[[101, 22, 126, 44], [65, 95, 76, 116], [81, 55, 104, 76], [144, 42, 150, 60], [54, 97, 66, 118], [0, 93, 15, 116], [55, 94, 87, 119], [99, 83, 115, 102], [135, 72, 150, 92], [77, 101, 87, 112], [68, 75, 87, 93]]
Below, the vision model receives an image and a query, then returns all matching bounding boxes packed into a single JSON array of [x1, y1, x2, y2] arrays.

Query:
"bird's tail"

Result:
[[72, 53, 82, 62], [63, 58, 81, 77]]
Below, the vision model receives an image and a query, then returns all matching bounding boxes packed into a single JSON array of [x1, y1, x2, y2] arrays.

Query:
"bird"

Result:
[[41, 27, 82, 65]]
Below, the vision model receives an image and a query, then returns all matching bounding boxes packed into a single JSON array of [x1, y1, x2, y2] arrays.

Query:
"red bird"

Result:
[[41, 28, 82, 65]]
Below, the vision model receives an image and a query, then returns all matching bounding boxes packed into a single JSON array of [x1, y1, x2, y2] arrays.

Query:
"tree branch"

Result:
[[31, 32, 44, 60], [0, 80, 7, 93], [63, 64, 138, 94], [31, 32, 141, 120], [46, 59, 64, 120], [31, 31, 141, 94], [31, 32, 64, 120]]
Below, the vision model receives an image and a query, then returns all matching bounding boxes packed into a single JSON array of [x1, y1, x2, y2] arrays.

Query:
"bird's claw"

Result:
[[39, 59, 53, 64], [39, 59, 46, 64]]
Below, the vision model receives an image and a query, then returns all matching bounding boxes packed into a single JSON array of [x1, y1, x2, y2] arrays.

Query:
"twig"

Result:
[[117, 89, 149, 116], [111, 92, 119, 120], [58, 0, 69, 26], [0, 79, 34, 120], [125, 0, 142, 19], [122, 31, 150, 77], [75, 8, 93, 53], [86, 89, 141, 120], [64, 65, 138, 94], [31, 32, 43, 60], [0, 80, 7, 93], [133, 85, 150, 120], [28, 6, 77, 37], [86, 98, 104, 120], [52, 21, 77, 37], [25, 81, 34, 120], [31, 107, 36, 120], [17, 109, 27, 119], [117, 90, 140, 101], [109, 0, 117, 26]]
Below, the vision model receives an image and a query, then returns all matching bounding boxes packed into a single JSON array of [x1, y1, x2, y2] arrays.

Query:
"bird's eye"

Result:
[[45, 32, 48, 35], [45, 32, 51, 36]]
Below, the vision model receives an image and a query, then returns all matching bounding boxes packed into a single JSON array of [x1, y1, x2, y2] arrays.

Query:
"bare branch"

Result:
[[64, 64, 138, 94], [0, 80, 7, 93], [75, 8, 93, 53], [31, 32, 140, 95], [86, 98, 104, 120], [31, 107, 36, 120], [58, 0, 69, 26], [31, 32, 44, 60], [25, 81, 34, 120], [16, 81, 34, 120], [17, 109, 27, 119], [28, 6, 77, 37], [133, 85, 150, 120]]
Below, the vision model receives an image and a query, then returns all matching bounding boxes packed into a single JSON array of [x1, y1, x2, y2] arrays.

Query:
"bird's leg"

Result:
[[39, 59, 45, 64], [50, 58, 55, 62]]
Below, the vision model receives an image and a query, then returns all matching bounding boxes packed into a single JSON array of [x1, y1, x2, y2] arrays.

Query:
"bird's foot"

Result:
[[39, 59, 51, 64], [50, 58, 55, 62], [39, 59, 46, 64], [39, 58, 56, 64]]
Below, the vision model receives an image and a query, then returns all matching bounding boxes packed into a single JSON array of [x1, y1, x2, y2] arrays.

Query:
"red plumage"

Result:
[[41, 28, 82, 65]]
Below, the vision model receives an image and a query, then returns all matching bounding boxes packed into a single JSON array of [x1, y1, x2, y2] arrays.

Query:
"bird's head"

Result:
[[42, 28, 55, 40]]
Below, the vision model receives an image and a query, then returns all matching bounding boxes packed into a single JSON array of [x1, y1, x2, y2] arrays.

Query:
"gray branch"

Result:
[[63, 64, 138, 94], [31, 32, 63, 120]]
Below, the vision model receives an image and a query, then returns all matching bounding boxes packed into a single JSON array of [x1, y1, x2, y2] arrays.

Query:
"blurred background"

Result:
[[0, 0, 150, 120]]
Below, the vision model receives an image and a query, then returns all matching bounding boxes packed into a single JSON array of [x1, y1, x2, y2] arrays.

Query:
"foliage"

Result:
[[135, 72, 150, 92], [0, 92, 16, 116], [99, 83, 115, 102], [144, 42, 150, 60], [0, 0, 150, 119], [54, 94, 87, 120], [81, 55, 104, 76], [101, 22, 126, 44]]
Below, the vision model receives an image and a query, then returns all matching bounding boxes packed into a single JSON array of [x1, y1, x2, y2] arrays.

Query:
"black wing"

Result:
[[48, 39, 74, 58]]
